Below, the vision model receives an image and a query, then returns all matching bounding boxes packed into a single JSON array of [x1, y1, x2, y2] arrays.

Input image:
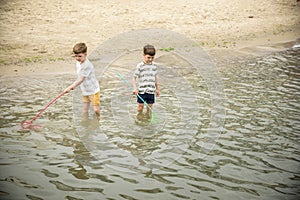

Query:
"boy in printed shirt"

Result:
[[132, 45, 160, 117]]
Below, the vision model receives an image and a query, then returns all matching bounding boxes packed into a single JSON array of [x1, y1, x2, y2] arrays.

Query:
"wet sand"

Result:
[[0, 0, 299, 75]]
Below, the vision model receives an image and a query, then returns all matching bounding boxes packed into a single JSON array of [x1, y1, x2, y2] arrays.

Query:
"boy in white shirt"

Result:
[[64, 43, 100, 120]]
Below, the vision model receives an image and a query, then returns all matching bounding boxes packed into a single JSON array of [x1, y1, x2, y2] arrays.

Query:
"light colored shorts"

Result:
[[82, 91, 100, 106]]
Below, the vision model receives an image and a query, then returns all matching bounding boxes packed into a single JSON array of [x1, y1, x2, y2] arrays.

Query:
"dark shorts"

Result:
[[137, 93, 155, 104]]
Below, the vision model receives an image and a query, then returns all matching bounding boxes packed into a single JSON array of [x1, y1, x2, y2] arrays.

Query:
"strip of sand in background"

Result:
[[0, 0, 299, 76]]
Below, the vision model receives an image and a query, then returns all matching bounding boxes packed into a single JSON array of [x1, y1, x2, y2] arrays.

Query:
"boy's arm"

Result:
[[155, 76, 160, 97], [64, 76, 85, 93]]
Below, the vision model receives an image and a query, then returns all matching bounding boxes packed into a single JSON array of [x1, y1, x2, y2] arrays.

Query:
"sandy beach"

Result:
[[0, 0, 299, 75]]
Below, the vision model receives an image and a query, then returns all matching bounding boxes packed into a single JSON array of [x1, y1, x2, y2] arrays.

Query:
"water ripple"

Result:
[[0, 47, 299, 199]]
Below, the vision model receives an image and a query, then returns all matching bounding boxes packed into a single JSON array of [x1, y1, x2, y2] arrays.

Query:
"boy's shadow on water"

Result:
[[73, 109, 170, 172], [80, 116, 100, 131], [134, 112, 153, 126]]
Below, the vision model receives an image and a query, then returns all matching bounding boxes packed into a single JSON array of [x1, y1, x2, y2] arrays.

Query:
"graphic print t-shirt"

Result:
[[134, 62, 157, 94]]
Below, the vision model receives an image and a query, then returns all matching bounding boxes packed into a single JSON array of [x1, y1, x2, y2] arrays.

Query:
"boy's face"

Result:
[[74, 53, 87, 63], [143, 54, 155, 64]]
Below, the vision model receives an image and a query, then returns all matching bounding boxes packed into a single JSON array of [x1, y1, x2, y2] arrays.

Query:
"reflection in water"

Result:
[[0, 46, 299, 199]]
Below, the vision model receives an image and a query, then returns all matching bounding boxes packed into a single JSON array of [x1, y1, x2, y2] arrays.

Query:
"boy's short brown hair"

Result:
[[143, 44, 155, 56], [73, 43, 87, 54]]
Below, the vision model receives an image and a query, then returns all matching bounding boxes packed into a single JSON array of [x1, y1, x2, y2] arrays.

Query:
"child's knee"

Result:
[[137, 104, 144, 111]]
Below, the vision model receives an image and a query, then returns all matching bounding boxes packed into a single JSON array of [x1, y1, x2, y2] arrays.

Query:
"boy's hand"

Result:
[[64, 88, 70, 93], [156, 89, 160, 97], [133, 89, 139, 95], [64, 86, 74, 93]]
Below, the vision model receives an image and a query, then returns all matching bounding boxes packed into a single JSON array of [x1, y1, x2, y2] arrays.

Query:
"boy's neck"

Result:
[[143, 61, 152, 65], [80, 58, 87, 64]]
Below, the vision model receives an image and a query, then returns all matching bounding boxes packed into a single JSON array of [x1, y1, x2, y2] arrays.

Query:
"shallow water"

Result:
[[0, 46, 299, 200]]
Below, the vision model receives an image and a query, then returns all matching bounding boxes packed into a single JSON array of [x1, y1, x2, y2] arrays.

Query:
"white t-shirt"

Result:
[[76, 58, 100, 96], [134, 62, 157, 94]]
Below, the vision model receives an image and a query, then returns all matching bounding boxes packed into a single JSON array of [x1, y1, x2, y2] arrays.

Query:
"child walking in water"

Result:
[[64, 43, 100, 122], [132, 44, 160, 120]]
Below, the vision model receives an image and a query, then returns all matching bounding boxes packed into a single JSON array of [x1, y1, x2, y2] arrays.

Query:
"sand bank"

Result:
[[0, 0, 299, 75]]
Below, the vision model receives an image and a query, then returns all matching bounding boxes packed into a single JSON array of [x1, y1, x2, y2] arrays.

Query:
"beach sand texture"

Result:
[[0, 0, 299, 74]]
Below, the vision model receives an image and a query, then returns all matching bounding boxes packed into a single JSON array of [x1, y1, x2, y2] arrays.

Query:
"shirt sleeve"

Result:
[[134, 63, 141, 77], [79, 62, 92, 77]]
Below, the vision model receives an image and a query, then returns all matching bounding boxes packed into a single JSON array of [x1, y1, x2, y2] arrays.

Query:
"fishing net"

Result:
[[20, 91, 66, 131]]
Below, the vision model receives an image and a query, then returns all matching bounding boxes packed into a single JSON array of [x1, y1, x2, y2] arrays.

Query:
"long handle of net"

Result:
[[27, 91, 66, 124]]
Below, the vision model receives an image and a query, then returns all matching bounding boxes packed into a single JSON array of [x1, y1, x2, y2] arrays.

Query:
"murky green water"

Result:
[[0, 46, 299, 199]]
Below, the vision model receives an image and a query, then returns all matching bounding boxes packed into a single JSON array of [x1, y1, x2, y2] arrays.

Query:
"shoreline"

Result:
[[0, 0, 299, 76], [1, 33, 299, 77]]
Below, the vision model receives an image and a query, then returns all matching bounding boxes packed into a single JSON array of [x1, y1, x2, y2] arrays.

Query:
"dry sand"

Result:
[[0, 0, 299, 76]]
